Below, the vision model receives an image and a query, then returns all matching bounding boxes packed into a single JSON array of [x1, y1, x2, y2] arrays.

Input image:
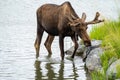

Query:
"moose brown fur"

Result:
[[34, 1, 104, 60]]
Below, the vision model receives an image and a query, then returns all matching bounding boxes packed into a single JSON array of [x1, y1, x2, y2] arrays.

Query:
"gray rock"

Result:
[[65, 44, 85, 55], [65, 40, 104, 72], [106, 59, 120, 79], [85, 47, 103, 72], [65, 40, 102, 56], [76, 44, 85, 54], [82, 40, 102, 60], [91, 40, 102, 46], [65, 46, 75, 55], [108, 57, 118, 67]]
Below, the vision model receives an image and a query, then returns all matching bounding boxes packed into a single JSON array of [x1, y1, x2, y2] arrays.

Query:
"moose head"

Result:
[[68, 12, 104, 47]]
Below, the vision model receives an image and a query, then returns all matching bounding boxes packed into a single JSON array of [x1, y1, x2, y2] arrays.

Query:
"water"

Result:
[[0, 0, 120, 80]]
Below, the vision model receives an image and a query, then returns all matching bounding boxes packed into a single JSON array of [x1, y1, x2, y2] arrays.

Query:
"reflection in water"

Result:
[[35, 61, 42, 80], [72, 62, 78, 80], [46, 62, 56, 80], [34, 60, 64, 80], [34, 59, 85, 80], [58, 62, 64, 80]]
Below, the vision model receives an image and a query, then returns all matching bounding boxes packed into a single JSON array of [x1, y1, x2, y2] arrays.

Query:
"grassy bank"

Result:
[[90, 18, 120, 79]]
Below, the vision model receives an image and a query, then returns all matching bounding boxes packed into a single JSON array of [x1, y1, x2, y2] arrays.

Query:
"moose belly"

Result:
[[44, 27, 59, 36]]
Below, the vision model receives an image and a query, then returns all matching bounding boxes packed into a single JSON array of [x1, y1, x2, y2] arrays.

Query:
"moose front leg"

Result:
[[71, 36, 78, 58], [59, 35, 65, 60]]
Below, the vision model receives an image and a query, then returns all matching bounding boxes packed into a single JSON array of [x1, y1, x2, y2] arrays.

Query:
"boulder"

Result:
[[91, 39, 102, 46], [106, 59, 120, 79], [65, 40, 102, 56], [65, 40, 104, 72], [65, 44, 85, 55], [82, 40, 102, 61], [84, 47, 103, 72]]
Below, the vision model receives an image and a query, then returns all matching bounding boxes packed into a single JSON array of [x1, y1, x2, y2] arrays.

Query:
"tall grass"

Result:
[[116, 64, 120, 78], [90, 19, 120, 79], [90, 20, 120, 58], [91, 71, 106, 80]]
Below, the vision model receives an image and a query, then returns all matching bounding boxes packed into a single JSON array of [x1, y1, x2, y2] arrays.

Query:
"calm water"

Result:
[[0, 0, 120, 80]]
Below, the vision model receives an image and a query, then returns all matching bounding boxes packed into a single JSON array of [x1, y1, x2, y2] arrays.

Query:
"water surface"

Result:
[[0, 0, 120, 80]]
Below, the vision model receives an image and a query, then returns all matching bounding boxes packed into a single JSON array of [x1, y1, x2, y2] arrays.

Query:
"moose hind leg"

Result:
[[44, 34, 54, 56], [34, 27, 44, 58]]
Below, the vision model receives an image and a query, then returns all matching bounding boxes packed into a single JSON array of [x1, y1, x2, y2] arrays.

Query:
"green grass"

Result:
[[116, 64, 120, 78], [91, 71, 106, 80], [89, 18, 120, 79]]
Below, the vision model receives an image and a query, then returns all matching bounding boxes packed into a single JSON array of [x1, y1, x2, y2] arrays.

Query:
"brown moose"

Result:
[[34, 1, 104, 60]]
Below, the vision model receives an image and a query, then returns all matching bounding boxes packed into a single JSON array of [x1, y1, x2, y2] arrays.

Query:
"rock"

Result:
[[91, 39, 102, 46], [84, 47, 103, 72], [82, 40, 102, 61], [65, 40, 102, 56], [106, 59, 120, 79], [76, 44, 85, 55], [65, 46, 75, 55], [108, 57, 118, 67], [65, 40, 104, 73], [65, 44, 85, 55]]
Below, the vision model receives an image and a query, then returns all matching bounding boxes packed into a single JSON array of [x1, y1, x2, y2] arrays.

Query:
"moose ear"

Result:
[[81, 12, 86, 22]]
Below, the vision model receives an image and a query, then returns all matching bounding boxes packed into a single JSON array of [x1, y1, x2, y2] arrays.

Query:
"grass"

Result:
[[91, 71, 106, 80], [89, 18, 120, 79], [116, 64, 120, 78]]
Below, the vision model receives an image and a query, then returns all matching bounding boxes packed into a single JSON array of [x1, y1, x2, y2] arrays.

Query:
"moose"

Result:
[[34, 1, 104, 60]]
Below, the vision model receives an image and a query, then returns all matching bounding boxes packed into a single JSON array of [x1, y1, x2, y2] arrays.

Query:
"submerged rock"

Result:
[[106, 59, 120, 79]]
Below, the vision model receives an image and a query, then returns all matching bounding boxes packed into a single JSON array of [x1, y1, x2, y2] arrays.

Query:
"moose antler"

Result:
[[67, 14, 77, 22], [67, 14, 80, 26], [86, 12, 104, 24], [71, 14, 78, 20]]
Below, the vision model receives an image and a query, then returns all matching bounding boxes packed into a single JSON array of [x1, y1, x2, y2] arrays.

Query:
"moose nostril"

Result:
[[84, 41, 91, 47]]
